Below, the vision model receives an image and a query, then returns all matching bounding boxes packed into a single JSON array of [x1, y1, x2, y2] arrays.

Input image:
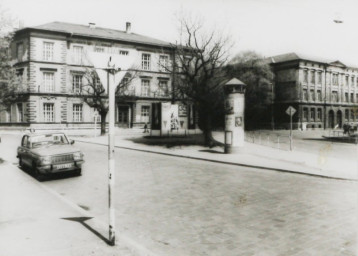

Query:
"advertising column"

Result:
[[224, 78, 246, 153]]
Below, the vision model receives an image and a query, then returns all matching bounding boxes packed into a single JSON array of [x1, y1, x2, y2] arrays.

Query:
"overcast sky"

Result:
[[2, 0, 358, 65]]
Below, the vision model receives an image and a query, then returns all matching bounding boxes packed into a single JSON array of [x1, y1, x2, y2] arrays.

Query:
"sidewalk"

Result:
[[0, 161, 136, 256], [71, 131, 358, 180]]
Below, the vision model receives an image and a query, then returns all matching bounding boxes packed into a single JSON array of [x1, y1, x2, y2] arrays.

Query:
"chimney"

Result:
[[18, 20, 25, 29], [89, 22, 96, 29], [126, 22, 131, 33]]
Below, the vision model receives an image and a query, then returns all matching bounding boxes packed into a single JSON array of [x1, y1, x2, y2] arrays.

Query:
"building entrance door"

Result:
[[117, 106, 129, 127], [328, 110, 334, 128], [337, 110, 342, 128]]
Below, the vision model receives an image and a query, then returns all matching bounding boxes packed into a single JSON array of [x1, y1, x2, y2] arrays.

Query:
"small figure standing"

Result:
[[143, 123, 149, 133]]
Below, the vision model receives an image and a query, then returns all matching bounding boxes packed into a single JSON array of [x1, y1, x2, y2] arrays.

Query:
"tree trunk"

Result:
[[100, 111, 107, 135]]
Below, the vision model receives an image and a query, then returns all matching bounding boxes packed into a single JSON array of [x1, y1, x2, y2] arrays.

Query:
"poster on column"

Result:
[[170, 104, 179, 130], [161, 103, 179, 135], [161, 102, 171, 134]]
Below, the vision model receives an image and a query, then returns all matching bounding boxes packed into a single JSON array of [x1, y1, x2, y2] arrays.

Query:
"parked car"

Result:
[[17, 132, 84, 180]]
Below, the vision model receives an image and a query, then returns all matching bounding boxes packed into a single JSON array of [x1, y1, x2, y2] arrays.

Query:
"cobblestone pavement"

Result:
[[41, 142, 358, 256]]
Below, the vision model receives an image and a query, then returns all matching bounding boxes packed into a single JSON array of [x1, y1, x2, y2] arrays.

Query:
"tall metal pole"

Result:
[[290, 112, 293, 151], [108, 67, 116, 246]]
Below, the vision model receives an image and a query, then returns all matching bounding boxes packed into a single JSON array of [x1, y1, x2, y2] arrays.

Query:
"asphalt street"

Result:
[[1, 134, 357, 256]]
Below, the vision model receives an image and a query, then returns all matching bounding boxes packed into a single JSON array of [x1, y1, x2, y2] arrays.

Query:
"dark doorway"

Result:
[[337, 110, 342, 128], [328, 110, 334, 128], [117, 106, 129, 127]]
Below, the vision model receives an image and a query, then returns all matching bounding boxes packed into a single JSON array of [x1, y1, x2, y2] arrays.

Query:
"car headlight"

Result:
[[73, 152, 83, 161], [39, 156, 51, 165]]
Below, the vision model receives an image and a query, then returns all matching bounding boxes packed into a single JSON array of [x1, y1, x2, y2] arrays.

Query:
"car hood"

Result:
[[31, 144, 80, 156]]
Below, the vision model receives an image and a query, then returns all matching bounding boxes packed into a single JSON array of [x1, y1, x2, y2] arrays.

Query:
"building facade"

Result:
[[270, 53, 358, 129], [2, 21, 193, 130]]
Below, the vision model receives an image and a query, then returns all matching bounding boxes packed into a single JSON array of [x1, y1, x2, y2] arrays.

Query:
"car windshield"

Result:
[[30, 134, 69, 148]]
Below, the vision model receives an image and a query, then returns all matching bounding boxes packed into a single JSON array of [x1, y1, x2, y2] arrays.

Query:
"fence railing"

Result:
[[245, 131, 292, 151]]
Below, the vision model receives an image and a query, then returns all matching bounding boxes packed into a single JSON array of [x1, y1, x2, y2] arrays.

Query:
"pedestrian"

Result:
[[143, 123, 149, 133]]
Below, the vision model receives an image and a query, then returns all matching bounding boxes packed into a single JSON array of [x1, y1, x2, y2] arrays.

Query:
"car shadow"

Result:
[[18, 165, 80, 182]]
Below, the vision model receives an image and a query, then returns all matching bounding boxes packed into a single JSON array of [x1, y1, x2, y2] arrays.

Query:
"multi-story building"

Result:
[[269, 52, 358, 129], [2, 21, 191, 130]]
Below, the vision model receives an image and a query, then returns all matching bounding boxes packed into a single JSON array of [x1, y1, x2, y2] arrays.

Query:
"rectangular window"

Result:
[[310, 71, 315, 84], [303, 70, 308, 83], [17, 103, 23, 122], [159, 55, 169, 72], [73, 46, 83, 64], [94, 46, 105, 53], [43, 72, 55, 92], [356, 94, 358, 103], [141, 106, 150, 123], [317, 90, 322, 101], [345, 92, 349, 102], [43, 42, 54, 61], [309, 89, 314, 101], [303, 108, 308, 121], [332, 91, 338, 102], [43, 103, 54, 122], [318, 72, 322, 84], [158, 80, 168, 97], [345, 76, 349, 86], [345, 109, 349, 121], [333, 74, 338, 85], [73, 104, 83, 122], [141, 79, 150, 96], [17, 43, 24, 61], [351, 110, 355, 121], [303, 89, 308, 101], [72, 74, 82, 94], [317, 109, 322, 121], [118, 77, 129, 95], [310, 108, 315, 121], [351, 77, 354, 86], [351, 93, 354, 103], [119, 50, 129, 55], [142, 53, 151, 70]]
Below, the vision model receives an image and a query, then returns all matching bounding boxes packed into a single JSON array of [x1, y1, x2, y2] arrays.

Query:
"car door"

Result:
[[18, 135, 30, 166]]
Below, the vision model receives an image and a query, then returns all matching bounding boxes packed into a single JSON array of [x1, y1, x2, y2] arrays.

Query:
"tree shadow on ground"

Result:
[[303, 137, 358, 144], [199, 149, 225, 154], [126, 134, 224, 149]]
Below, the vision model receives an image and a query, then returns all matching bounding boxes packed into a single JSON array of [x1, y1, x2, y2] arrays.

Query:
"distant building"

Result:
[[2, 21, 194, 130], [269, 52, 358, 129]]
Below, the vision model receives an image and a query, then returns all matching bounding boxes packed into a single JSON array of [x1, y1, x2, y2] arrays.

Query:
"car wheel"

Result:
[[19, 157, 24, 168], [74, 169, 82, 176], [32, 162, 44, 181]]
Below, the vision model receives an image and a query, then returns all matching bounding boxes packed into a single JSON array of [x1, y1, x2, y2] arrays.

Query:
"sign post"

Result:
[[107, 67, 116, 246], [88, 51, 135, 246], [286, 106, 296, 151]]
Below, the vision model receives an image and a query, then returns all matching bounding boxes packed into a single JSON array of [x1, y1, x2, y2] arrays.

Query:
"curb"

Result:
[[3, 161, 162, 256], [75, 139, 356, 181]]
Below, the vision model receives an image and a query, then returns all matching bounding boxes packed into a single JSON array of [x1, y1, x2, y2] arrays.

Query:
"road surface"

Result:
[[1, 134, 357, 256]]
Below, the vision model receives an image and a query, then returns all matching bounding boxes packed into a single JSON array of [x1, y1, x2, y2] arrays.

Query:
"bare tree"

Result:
[[170, 16, 232, 146], [81, 68, 138, 135]]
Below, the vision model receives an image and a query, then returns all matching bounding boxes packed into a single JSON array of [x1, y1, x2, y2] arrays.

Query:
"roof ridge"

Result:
[[29, 21, 172, 48]]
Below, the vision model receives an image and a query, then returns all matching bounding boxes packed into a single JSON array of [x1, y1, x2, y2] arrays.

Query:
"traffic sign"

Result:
[[286, 106, 296, 116]]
